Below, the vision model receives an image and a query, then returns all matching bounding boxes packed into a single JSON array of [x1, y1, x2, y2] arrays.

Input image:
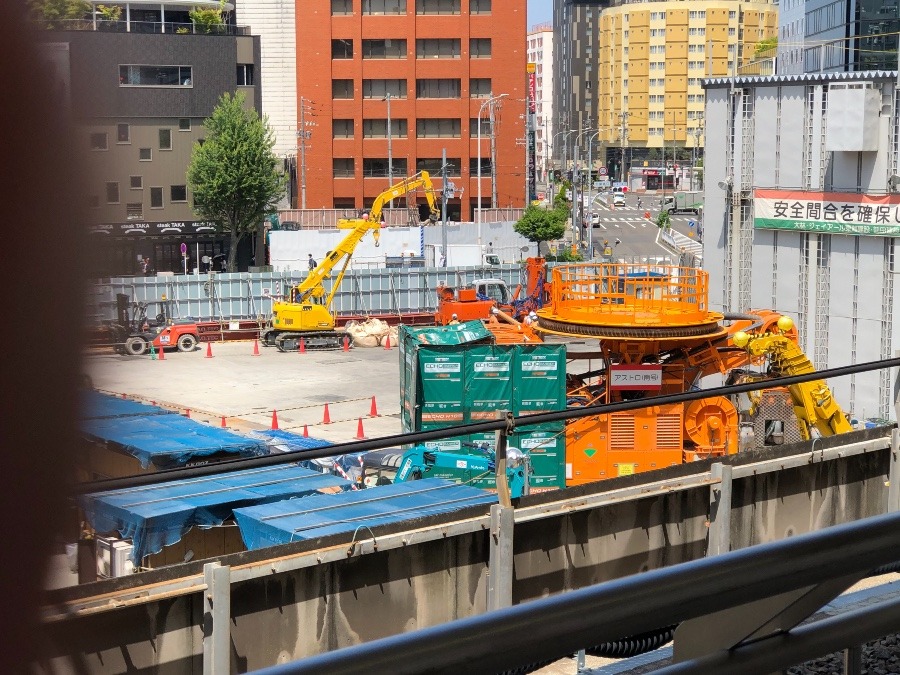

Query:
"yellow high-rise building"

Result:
[[597, 1, 777, 176]]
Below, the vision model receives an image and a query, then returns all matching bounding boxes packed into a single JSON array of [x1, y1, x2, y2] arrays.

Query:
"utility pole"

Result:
[[441, 148, 449, 266], [384, 92, 393, 208], [618, 111, 629, 184], [490, 97, 501, 208], [691, 117, 703, 191], [298, 97, 314, 209]]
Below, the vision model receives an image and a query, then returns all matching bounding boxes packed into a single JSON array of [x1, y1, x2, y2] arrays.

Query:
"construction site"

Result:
[[46, 173, 900, 674]]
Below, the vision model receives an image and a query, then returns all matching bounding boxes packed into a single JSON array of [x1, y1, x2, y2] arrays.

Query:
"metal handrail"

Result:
[[252, 511, 900, 675]]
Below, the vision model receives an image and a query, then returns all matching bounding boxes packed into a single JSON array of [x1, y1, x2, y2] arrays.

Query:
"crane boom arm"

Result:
[[289, 171, 439, 305]]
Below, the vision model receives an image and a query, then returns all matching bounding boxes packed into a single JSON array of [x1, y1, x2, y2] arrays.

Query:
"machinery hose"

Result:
[[585, 624, 678, 658]]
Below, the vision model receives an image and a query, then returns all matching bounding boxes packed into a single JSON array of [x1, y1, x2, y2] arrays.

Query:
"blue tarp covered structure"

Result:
[[80, 392, 268, 469], [79, 464, 351, 562], [244, 429, 365, 481], [81, 390, 172, 420], [234, 478, 497, 550]]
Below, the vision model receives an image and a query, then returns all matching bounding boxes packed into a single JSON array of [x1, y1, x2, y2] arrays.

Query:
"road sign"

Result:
[[180, 242, 187, 255], [598, 167, 608, 176]]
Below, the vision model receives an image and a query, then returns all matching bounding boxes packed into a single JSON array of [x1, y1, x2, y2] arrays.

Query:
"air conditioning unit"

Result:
[[95, 536, 135, 578]]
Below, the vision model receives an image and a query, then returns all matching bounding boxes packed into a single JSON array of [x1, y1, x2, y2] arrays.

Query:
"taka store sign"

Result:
[[755, 189, 900, 236]]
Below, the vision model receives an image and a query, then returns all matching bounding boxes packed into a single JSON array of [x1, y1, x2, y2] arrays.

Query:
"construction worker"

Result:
[[602, 240, 614, 260], [448, 313, 460, 325]]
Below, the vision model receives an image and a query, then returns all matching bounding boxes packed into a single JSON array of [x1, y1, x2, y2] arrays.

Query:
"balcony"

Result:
[[32, 1, 250, 36]]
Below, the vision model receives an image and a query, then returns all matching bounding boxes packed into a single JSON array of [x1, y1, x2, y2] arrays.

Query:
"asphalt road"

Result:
[[578, 202, 701, 262]]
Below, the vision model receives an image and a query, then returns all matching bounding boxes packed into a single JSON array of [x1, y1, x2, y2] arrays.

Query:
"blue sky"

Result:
[[528, 0, 552, 27]]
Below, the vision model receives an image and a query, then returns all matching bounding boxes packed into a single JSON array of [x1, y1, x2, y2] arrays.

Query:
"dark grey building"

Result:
[[38, 17, 261, 276], [802, 0, 898, 72], [552, 0, 609, 169]]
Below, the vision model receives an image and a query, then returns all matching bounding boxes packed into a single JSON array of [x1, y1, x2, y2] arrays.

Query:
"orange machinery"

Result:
[[531, 262, 848, 485], [434, 257, 550, 326]]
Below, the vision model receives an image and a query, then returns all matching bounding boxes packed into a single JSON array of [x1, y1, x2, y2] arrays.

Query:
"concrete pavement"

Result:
[[84, 340, 407, 444]]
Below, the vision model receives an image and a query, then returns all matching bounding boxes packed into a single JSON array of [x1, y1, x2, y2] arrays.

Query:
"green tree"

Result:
[[754, 36, 778, 57], [656, 209, 671, 230], [27, 0, 90, 29], [514, 203, 568, 255], [189, 4, 225, 34], [188, 92, 285, 271]]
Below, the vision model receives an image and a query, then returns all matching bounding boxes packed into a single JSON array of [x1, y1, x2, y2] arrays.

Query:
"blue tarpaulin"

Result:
[[81, 391, 173, 420], [79, 464, 351, 562], [81, 412, 269, 469], [234, 478, 497, 550], [244, 429, 365, 481]]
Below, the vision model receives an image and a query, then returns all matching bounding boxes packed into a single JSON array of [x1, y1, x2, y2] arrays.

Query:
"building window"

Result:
[[650, 62, 665, 70], [237, 64, 254, 85], [689, 27, 706, 36], [689, 61, 705, 69], [416, 38, 461, 58], [119, 65, 192, 87], [178, 118, 191, 132], [650, 28, 666, 37], [688, 78, 701, 86], [149, 187, 163, 208], [334, 158, 355, 177], [106, 182, 119, 203], [469, 38, 491, 58], [689, 10, 706, 19], [333, 79, 355, 99], [416, 118, 461, 137], [90, 133, 108, 151], [416, 0, 460, 14], [170, 185, 187, 202], [415, 78, 461, 98], [334, 119, 355, 138], [159, 128, 172, 150], [470, 118, 493, 135], [470, 0, 490, 14], [469, 78, 491, 97], [650, 11, 664, 19], [416, 157, 461, 174], [332, 39, 354, 59], [363, 119, 408, 137], [139, 147, 152, 161], [129, 175, 143, 189], [126, 203, 143, 220], [363, 0, 407, 13], [332, 0, 352, 14], [469, 157, 492, 173], [729, 10, 736, 18], [363, 158, 407, 176], [117, 124, 130, 143], [362, 79, 407, 98], [728, 27, 736, 36], [362, 39, 407, 58]]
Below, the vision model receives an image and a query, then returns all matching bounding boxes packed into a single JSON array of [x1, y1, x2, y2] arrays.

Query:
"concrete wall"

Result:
[[39, 428, 894, 672]]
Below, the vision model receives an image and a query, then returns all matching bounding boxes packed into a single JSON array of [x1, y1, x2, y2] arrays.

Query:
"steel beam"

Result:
[[889, 428, 900, 513], [203, 562, 231, 675], [487, 505, 514, 611], [707, 463, 732, 557]]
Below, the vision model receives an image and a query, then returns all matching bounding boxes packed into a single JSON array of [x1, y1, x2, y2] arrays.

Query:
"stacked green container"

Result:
[[399, 324, 567, 491]]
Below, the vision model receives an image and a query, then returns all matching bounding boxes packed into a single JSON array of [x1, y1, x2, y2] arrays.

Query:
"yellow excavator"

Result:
[[264, 172, 439, 351]]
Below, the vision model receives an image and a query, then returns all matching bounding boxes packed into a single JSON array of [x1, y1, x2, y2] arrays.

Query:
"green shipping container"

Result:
[[512, 345, 567, 424], [464, 346, 514, 423]]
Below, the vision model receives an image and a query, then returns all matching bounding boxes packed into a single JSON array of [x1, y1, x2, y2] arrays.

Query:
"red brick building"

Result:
[[297, 0, 526, 221]]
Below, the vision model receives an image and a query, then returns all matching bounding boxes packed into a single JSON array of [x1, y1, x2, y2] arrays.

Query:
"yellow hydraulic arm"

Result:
[[292, 171, 439, 307], [732, 317, 854, 440]]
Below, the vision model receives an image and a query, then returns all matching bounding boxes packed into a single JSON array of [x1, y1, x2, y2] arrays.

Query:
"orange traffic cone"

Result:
[[271, 409, 279, 430], [298, 339, 306, 354], [302, 424, 309, 437], [185, 408, 191, 418], [252, 339, 260, 356], [355, 417, 367, 440], [342, 335, 350, 352], [369, 396, 379, 417], [323, 403, 331, 425], [205, 342, 214, 358], [383, 334, 391, 350], [220, 416, 227, 428], [157, 345, 165, 360]]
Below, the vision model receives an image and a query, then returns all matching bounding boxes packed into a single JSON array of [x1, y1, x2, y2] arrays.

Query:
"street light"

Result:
[[383, 93, 393, 208], [573, 127, 595, 252], [477, 92, 507, 244]]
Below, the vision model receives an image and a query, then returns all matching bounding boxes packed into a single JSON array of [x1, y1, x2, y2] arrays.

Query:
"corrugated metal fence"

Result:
[[87, 265, 529, 323]]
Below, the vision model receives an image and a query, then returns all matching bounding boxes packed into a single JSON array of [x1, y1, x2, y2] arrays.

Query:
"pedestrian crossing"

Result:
[[590, 215, 695, 231]]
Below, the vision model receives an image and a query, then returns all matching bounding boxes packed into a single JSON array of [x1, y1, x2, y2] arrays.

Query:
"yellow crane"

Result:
[[264, 172, 439, 351]]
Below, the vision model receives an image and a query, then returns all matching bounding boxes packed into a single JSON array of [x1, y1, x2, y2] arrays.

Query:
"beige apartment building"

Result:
[[595, 1, 777, 181]]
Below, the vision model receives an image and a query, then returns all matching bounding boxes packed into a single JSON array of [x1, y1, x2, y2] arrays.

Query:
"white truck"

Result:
[[424, 244, 501, 267]]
